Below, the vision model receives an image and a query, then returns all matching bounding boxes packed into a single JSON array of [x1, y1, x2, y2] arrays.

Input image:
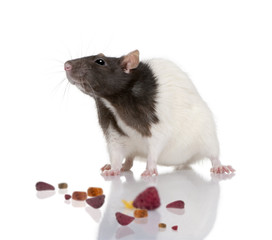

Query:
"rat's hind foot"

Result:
[[121, 157, 134, 171], [210, 157, 235, 174], [210, 165, 235, 174]]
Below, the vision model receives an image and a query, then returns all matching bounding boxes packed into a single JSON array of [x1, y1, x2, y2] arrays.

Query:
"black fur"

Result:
[[102, 62, 159, 137], [95, 98, 127, 137], [65, 55, 159, 137]]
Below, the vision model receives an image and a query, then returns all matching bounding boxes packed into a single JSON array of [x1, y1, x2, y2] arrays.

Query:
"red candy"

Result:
[[133, 187, 160, 210], [166, 200, 185, 209], [86, 195, 105, 209], [115, 212, 135, 226], [65, 194, 71, 200], [35, 181, 55, 191], [172, 225, 178, 231]]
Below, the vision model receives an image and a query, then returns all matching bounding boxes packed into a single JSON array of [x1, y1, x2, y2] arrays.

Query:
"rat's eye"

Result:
[[95, 59, 105, 65]]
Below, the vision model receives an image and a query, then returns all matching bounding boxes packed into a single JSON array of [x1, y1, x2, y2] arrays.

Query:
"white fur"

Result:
[[101, 99, 148, 168], [148, 59, 219, 166], [102, 59, 220, 172]]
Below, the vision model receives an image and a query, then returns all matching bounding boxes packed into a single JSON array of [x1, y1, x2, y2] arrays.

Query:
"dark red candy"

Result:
[[65, 194, 71, 200], [35, 181, 55, 191], [86, 195, 105, 209], [115, 212, 135, 226], [166, 200, 185, 209], [172, 225, 178, 231], [133, 187, 160, 210]]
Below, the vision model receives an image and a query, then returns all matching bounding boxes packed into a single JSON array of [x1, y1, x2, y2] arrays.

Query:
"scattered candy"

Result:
[[72, 191, 87, 201], [86, 195, 105, 209], [134, 209, 148, 218], [133, 187, 160, 210], [115, 212, 135, 226], [58, 183, 68, 189], [172, 225, 178, 231], [65, 194, 71, 200], [158, 223, 167, 229], [166, 200, 185, 209], [122, 200, 134, 209], [87, 187, 103, 197], [35, 181, 55, 191], [37, 182, 184, 233]]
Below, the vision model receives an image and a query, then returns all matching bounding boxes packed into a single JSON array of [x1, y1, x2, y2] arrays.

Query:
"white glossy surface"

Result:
[[2, 160, 272, 240], [1, 0, 272, 239]]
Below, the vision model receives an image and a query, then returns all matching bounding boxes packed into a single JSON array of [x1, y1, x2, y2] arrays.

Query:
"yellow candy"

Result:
[[134, 209, 148, 218], [122, 200, 135, 209], [158, 223, 167, 229]]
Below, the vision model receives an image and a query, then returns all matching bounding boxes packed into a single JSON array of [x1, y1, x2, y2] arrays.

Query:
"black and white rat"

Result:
[[64, 50, 235, 176]]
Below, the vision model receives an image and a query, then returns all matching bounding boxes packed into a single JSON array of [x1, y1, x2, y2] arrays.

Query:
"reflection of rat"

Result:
[[97, 170, 220, 240], [64, 50, 235, 176]]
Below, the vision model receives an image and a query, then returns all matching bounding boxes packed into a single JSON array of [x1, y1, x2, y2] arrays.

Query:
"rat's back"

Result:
[[147, 58, 220, 166]]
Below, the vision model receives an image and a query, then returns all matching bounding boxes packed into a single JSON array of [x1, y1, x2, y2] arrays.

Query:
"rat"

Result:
[[64, 50, 235, 177]]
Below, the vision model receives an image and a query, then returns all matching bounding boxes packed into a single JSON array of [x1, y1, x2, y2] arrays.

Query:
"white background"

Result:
[[1, 0, 272, 239]]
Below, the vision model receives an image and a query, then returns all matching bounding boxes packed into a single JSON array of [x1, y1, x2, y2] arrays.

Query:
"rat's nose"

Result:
[[64, 62, 72, 71]]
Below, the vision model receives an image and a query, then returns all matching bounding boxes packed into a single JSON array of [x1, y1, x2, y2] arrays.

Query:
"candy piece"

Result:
[[172, 225, 178, 231], [122, 200, 135, 209], [158, 223, 167, 229], [87, 187, 103, 197], [65, 194, 71, 200], [166, 200, 185, 209], [133, 187, 160, 210], [72, 191, 87, 201], [115, 212, 135, 226], [134, 209, 148, 218], [86, 195, 105, 209], [35, 181, 55, 191], [58, 183, 68, 189]]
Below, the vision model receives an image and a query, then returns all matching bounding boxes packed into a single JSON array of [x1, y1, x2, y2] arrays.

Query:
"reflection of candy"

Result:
[[115, 226, 135, 239], [86, 195, 105, 209], [166, 200, 185, 209], [115, 212, 135, 226]]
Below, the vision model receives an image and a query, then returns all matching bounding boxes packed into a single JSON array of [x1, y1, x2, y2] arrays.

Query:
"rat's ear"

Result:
[[121, 50, 140, 73]]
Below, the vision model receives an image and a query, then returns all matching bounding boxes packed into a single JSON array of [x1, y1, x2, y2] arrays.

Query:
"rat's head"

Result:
[[64, 50, 139, 97]]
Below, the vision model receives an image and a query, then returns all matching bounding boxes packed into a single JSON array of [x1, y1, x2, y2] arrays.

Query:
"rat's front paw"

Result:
[[101, 169, 121, 176], [141, 168, 158, 177], [210, 165, 235, 174]]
